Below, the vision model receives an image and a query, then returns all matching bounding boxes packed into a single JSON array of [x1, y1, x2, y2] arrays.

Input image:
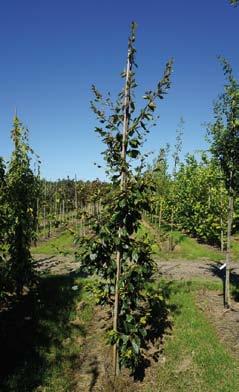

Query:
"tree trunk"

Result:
[[48, 207, 51, 238], [225, 192, 233, 308], [169, 210, 174, 251], [48, 219, 51, 238], [43, 183, 47, 238], [113, 42, 131, 377], [220, 183, 224, 252], [158, 201, 162, 228], [43, 205, 46, 239], [62, 200, 65, 223], [35, 198, 39, 246], [75, 175, 78, 231], [220, 218, 224, 252]]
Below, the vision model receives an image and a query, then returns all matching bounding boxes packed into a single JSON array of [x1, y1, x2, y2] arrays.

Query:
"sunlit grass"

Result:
[[140, 221, 231, 262], [154, 280, 239, 392], [32, 231, 75, 255]]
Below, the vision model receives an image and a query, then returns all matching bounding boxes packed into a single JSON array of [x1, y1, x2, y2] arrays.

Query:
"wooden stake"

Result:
[[224, 189, 233, 308], [113, 38, 132, 377]]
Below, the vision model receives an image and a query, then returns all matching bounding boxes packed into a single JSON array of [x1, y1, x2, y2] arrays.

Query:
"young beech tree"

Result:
[[77, 23, 172, 375], [6, 116, 40, 295], [208, 58, 239, 308]]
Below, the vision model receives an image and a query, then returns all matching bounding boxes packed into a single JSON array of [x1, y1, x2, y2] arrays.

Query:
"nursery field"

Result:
[[1, 4, 239, 391], [1, 223, 239, 392]]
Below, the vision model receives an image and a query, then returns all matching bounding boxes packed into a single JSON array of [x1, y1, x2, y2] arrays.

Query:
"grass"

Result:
[[153, 280, 239, 392], [0, 273, 96, 392], [167, 231, 223, 261], [2, 221, 238, 391], [232, 234, 239, 261], [139, 221, 226, 262], [32, 231, 75, 255]]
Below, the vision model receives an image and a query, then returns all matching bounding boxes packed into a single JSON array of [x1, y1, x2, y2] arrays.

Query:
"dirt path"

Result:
[[34, 254, 79, 275], [34, 253, 239, 283], [156, 258, 239, 281], [73, 306, 113, 392]]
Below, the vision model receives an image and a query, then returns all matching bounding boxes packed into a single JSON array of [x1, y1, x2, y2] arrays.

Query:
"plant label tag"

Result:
[[219, 263, 226, 270]]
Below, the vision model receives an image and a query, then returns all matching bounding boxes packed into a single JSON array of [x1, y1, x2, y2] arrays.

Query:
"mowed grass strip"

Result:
[[155, 281, 239, 392], [140, 221, 224, 262], [32, 231, 75, 255]]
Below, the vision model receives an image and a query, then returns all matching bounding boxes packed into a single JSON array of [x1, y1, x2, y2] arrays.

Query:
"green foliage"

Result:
[[36, 177, 109, 235], [149, 151, 229, 246], [0, 157, 9, 298], [208, 58, 239, 306], [6, 116, 40, 294], [229, 0, 239, 6], [208, 57, 239, 194], [170, 155, 228, 244], [0, 157, 7, 250], [76, 22, 173, 371], [142, 221, 224, 262], [108, 284, 167, 370]]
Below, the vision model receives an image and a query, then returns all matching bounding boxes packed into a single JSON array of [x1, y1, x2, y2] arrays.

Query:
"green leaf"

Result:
[[128, 149, 140, 158], [131, 339, 140, 354]]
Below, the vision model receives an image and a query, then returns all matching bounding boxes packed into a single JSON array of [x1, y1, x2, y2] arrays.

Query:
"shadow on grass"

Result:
[[0, 272, 86, 391], [208, 263, 239, 303], [133, 280, 180, 381]]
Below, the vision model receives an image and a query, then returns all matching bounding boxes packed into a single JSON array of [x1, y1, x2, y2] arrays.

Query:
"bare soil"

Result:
[[34, 254, 79, 275], [156, 258, 239, 281]]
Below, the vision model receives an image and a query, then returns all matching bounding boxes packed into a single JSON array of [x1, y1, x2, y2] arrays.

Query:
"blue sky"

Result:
[[0, 0, 239, 180]]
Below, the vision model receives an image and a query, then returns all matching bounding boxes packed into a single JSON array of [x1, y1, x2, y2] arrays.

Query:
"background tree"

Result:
[[0, 157, 6, 252], [0, 157, 8, 298], [229, 0, 239, 6], [147, 147, 170, 241], [208, 58, 239, 307], [148, 151, 229, 249], [6, 115, 40, 295], [172, 117, 184, 174]]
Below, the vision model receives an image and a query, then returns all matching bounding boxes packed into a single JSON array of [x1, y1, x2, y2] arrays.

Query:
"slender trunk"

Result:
[[158, 200, 163, 243], [159, 200, 163, 234], [43, 182, 47, 238], [169, 210, 174, 251], [113, 44, 131, 377], [220, 183, 224, 252], [99, 198, 102, 217], [35, 198, 39, 246], [225, 191, 233, 308], [75, 175, 78, 231], [48, 219, 51, 238], [43, 205, 46, 238], [220, 217, 224, 252], [62, 200, 65, 223], [48, 207, 51, 238]]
